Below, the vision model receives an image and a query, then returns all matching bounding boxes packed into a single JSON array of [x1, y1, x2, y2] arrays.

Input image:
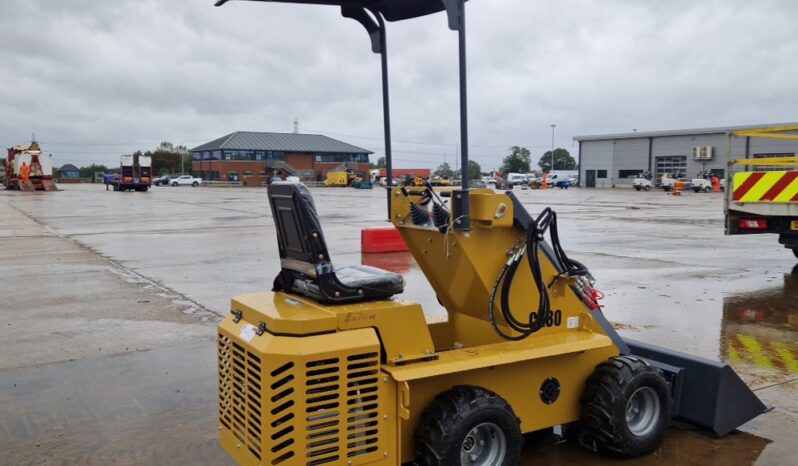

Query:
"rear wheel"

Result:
[[415, 386, 522, 466], [793, 248, 798, 259], [703, 186, 711, 193], [578, 356, 669, 458], [192, 181, 199, 187], [172, 182, 178, 187], [634, 186, 641, 191], [643, 185, 651, 192]]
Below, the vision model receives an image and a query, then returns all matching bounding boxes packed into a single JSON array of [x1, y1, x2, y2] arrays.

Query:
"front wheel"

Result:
[[693, 187, 701, 193], [643, 185, 651, 192], [172, 182, 178, 187], [634, 186, 641, 191], [793, 248, 798, 259], [415, 386, 522, 466], [578, 356, 669, 458]]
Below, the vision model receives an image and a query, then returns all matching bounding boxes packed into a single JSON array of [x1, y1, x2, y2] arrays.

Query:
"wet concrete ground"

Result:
[[1, 184, 796, 465]]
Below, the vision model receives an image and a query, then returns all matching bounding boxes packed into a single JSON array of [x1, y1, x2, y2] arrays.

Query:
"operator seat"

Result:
[[268, 182, 405, 304]]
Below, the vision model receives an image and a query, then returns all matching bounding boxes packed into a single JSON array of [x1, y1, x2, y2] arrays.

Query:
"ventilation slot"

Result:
[[218, 333, 263, 461], [344, 352, 381, 460], [305, 358, 341, 465], [267, 360, 297, 464]]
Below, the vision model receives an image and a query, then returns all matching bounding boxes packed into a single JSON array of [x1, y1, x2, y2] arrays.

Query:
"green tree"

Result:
[[500, 146, 531, 174], [467, 160, 481, 180], [370, 156, 386, 169], [434, 162, 454, 179], [78, 163, 113, 179], [538, 148, 576, 172]]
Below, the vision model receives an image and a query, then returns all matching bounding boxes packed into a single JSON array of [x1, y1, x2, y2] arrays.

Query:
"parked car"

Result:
[[153, 176, 173, 186], [507, 173, 528, 186], [170, 175, 202, 187]]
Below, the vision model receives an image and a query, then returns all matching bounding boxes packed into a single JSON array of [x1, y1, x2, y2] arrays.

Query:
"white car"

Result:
[[170, 175, 202, 187], [507, 173, 528, 186]]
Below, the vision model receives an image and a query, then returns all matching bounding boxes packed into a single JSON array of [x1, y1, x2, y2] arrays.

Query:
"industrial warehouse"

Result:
[[575, 122, 798, 188], [190, 131, 372, 185]]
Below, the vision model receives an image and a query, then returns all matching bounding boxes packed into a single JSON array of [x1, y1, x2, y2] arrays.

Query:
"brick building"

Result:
[[191, 131, 372, 185]]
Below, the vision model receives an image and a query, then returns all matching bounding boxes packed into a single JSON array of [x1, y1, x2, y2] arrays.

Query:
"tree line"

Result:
[[72, 142, 193, 178], [372, 145, 575, 180]]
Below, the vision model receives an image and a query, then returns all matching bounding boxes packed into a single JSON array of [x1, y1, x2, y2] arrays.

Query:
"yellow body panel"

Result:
[[218, 320, 397, 466]]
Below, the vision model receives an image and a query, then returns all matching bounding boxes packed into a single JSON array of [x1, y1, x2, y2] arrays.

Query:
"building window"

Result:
[[655, 156, 687, 179], [243, 170, 252, 177], [212, 151, 221, 160], [315, 153, 368, 163], [597, 170, 608, 179], [618, 169, 643, 179], [228, 171, 239, 181], [259, 170, 267, 176]]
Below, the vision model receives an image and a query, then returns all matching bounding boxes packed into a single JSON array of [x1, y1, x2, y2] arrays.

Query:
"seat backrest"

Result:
[[268, 182, 331, 274]]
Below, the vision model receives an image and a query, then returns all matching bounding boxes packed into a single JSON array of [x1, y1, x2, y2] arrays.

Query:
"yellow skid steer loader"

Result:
[[213, 1, 768, 465]]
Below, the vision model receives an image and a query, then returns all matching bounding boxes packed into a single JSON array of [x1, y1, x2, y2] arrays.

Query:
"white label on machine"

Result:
[[567, 316, 579, 329], [239, 324, 257, 342]]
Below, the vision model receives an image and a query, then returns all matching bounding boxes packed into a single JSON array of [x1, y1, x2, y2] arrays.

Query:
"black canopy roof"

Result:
[[215, 0, 453, 22]]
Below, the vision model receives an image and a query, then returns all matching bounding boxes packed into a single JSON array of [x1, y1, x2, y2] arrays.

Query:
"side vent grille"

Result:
[[218, 333, 264, 461], [305, 358, 341, 465], [218, 326, 383, 466], [345, 352, 381, 459], [269, 361, 297, 465]]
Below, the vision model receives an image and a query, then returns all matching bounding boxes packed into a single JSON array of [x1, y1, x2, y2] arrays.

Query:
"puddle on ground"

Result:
[[721, 265, 798, 382]]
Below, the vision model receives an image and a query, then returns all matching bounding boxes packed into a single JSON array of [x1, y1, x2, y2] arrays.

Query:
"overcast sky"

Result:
[[1, 0, 797, 170]]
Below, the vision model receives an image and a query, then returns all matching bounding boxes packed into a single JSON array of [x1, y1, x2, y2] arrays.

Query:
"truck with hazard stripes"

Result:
[[725, 126, 798, 259]]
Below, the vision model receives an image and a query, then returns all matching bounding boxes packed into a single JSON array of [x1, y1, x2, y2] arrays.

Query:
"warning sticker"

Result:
[[567, 316, 579, 329], [239, 324, 257, 342]]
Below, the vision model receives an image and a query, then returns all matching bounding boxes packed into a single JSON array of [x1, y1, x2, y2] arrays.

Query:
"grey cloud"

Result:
[[1, 0, 796, 169]]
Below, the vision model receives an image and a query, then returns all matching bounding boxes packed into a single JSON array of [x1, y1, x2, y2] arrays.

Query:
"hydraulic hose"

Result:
[[489, 208, 590, 340]]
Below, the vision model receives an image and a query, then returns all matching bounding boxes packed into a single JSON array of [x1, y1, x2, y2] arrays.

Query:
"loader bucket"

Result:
[[625, 339, 770, 437], [40, 180, 58, 191]]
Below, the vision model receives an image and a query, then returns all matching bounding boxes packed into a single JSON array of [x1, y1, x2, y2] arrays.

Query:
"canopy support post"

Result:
[[341, 6, 393, 220], [442, 0, 469, 230]]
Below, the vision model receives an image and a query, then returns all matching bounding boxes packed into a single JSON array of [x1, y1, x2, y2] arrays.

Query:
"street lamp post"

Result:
[[550, 124, 556, 172]]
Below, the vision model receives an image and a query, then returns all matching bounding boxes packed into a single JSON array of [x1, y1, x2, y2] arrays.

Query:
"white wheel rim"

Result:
[[460, 422, 506, 465], [625, 386, 661, 437]]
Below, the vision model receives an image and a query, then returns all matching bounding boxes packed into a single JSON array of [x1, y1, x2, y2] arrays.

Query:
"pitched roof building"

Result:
[[190, 131, 373, 185]]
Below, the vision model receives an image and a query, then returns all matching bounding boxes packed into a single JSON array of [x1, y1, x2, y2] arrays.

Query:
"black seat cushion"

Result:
[[268, 181, 405, 303], [335, 265, 405, 294]]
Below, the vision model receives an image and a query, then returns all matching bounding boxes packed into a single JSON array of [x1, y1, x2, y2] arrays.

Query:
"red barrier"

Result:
[[361, 226, 408, 253]]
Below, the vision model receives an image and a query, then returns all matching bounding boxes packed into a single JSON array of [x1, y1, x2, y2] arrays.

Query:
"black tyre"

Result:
[[172, 182, 178, 187], [634, 186, 641, 191], [793, 248, 798, 259], [192, 181, 198, 187], [415, 386, 522, 466], [643, 185, 651, 192], [578, 356, 669, 458]]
